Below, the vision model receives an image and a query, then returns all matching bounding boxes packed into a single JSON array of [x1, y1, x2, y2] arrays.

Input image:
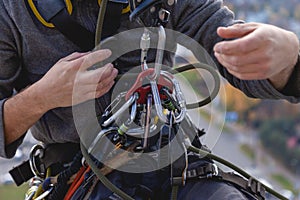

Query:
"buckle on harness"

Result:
[[248, 177, 266, 199], [186, 163, 219, 179], [207, 163, 219, 178], [200, 163, 219, 179]]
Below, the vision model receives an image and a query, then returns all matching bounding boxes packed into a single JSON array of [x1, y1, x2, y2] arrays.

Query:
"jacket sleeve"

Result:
[[170, 0, 300, 103], [281, 54, 300, 98], [0, 1, 26, 158]]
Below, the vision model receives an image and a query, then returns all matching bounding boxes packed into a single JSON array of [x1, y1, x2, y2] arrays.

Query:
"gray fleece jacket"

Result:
[[0, 0, 299, 158]]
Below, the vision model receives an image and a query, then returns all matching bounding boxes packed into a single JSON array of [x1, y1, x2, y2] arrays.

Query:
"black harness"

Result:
[[9, 143, 80, 186]]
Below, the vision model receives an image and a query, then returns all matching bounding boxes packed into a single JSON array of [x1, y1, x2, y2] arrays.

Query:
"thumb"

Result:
[[217, 23, 258, 39]]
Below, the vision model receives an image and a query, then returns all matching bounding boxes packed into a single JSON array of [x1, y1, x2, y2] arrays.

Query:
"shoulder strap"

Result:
[[51, 8, 95, 51], [24, 0, 126, 51], [101, 1, 125, 39]]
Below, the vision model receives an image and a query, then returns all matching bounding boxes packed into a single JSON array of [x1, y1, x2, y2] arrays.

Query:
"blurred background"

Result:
[[225, 0, 300, 36], [1, 0, 300, 199]]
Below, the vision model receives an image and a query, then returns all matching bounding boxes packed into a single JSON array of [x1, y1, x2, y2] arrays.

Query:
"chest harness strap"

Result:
[[24, 0, 129, 51]]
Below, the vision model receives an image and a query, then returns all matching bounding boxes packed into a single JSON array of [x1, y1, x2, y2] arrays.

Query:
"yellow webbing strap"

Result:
[[27, 0, 73, 28], [27, 0, 129, 28]]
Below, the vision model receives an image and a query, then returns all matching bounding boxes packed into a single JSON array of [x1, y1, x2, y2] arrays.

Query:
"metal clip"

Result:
[[24, 176, 43, 200], [150, 25, 166, 81], [181, 142, 188, 185], [102, 92, 127, 119], [102, 93, 139, 127], [35, 187, 53, 200], [88, 127, 119, 154], [248, 177, 266, 199], [29, 144, 45, 178], [158, 9, 170, 25], [140, 28, 150, 69], [212, 163, 219, 176], [160, 71, 186, 123], [206, 163, 219, 178], [143, 94, 153, 148]]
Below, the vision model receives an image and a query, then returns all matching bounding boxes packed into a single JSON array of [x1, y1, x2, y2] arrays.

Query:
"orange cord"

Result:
[[64, 166, 91, 200]]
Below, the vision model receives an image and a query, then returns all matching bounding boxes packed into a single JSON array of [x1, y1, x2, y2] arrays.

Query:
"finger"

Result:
[[87, 74, 115, 92], [71, 84, 94, 104], [81, 49, 112, 71], [84, 63, 117, 84], [85, 81, 115, 99], [98, 68, 118, 86], [214, 32, 261, 55], [214, 23, 263, 55], [93, 71, 117, 95], [214, 50, 268, 73], [95, 81, 115, 98], [58, 52, 89, 63], [217, 23, 258, 39], [72, 80, 112, 102], [215, 52, 258, 73], [78, 68, 117, 101], [71, 49, 112, 71], [99, 68, 118, 85], [85, 67, 118, 98], [226, 67, 266, 80], [95, 77, 115, 92], [215, 53, 270, 79]]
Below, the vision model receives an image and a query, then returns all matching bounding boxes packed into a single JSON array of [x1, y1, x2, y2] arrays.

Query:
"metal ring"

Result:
[[29, 144, 45, 178]]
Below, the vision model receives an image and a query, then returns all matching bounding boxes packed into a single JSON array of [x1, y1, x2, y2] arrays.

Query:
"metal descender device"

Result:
[[89, 25, 189, 156]]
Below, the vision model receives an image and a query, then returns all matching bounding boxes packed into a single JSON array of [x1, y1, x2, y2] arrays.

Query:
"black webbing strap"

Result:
[[50, 1, 124, 51], [24, 0, 125, 51], [9, 160, 34, 186], [50, 8, 95, 51], [186, 163, 266, 200], [101, 2, 124, 39], [9, 143, 79, 186]]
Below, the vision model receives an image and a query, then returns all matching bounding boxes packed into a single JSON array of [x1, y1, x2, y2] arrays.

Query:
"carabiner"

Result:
[[102, 93, 139, 127]]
